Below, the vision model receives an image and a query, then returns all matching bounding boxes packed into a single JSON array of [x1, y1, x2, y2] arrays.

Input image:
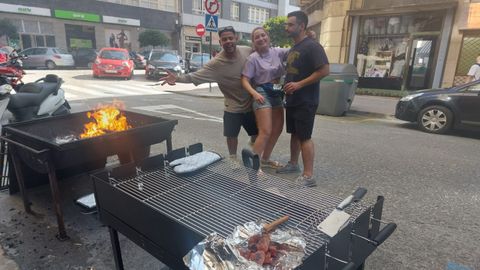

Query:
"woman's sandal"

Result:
[[260, 160, 282, 169]]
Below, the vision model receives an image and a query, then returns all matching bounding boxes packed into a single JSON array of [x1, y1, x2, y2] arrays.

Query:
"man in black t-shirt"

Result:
[[276, 11, 330, 187]]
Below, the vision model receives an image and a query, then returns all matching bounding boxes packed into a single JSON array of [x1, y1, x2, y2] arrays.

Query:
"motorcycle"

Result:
[[0, 50, 27, 91], [0, 74, 71, 126]]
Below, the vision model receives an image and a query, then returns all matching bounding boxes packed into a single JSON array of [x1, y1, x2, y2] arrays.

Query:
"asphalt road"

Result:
[[0, 70, 479, 270]]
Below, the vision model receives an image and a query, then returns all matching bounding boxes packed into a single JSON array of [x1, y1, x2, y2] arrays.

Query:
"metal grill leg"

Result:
[[45, 156, 68, 241], [109, 226, 124, 270], [8, 145, 32, 213]]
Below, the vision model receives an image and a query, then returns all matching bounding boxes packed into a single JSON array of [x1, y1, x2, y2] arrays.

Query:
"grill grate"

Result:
[[106, 160, 369, 257]]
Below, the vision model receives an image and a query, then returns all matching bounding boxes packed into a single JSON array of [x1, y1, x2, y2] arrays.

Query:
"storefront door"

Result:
[[406, 36, 437, 90]]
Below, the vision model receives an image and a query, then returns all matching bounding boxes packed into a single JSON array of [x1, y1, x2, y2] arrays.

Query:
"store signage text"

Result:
[[54, 9, 100, 22], [103, 15, 140, 26], [0, 3, 51, 17], [186, 36, 202, 42]]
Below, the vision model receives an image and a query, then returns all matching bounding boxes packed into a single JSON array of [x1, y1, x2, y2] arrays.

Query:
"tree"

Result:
[[138, 29, 169, 48], [0, 18, 18, 42], [263, 16, 292, 48]]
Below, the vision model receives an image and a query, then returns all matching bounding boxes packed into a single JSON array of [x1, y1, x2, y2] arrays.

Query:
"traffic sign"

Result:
[[205, 14, 218, 32], [196, 24, 205, 37], [204, 0, 220, 15]]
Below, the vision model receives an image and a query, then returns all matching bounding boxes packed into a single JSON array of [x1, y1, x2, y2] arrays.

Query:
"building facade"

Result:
[[179, 0, 299, 59], [0, 0, 178, 52], [300, 0, 480, 90]]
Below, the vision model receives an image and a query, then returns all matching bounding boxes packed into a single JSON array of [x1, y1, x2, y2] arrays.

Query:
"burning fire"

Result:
[[80, 103, 131, 139]]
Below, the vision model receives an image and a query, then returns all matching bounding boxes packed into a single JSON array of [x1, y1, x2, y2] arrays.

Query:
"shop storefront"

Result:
[[0, 3, 55, 49], [348, 1, 456, 91], [353, 12, 445, 90], [452, 2, 480, 86]]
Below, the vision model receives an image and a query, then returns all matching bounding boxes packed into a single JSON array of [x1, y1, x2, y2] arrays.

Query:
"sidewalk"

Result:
[[166, 84, 399, 117]]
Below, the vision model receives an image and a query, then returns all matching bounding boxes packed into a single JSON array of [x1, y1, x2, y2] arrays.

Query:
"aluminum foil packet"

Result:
[[184, 221, 306, 270]]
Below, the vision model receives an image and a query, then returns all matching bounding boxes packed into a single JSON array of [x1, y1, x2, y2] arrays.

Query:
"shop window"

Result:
[[46, 36, 56, 47], [35, 36, 45, 47], [21, 34, 32, 49]]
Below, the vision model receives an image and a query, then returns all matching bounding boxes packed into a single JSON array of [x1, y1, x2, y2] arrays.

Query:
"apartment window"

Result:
[[140, 0, 157, 9], [248, 6, 269, 24], [159, 0, 176, 11], [193, 0, 204, 14], [231, 2, 240, 21]]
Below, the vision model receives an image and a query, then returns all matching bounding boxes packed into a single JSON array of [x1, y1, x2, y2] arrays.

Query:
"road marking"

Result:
[[86, 84, 146, 96], [115, 84, 166, 95], [132, 104, 223, 123], [63, 84, 112, 97]]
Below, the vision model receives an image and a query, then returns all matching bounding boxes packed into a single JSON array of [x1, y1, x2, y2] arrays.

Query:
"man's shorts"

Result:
[[285, 105, 318, 141], [253, 86, 284, 110], [223, 111, 258, 137]]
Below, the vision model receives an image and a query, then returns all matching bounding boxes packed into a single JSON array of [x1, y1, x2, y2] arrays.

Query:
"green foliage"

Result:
[[263, 16, 292, 48], [0, 19, 18, 40], [138, 30, 169, 48]]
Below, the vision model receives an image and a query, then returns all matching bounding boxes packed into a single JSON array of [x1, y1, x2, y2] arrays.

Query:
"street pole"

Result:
[[209, 31, 212, 92]]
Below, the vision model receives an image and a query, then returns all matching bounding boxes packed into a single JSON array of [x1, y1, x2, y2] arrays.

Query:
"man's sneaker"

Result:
[[276, 162, 300, 174], [296, 175, 317, 187]]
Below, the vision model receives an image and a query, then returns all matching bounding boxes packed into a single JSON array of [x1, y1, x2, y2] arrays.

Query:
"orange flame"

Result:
[[80, 103, 131, 139]]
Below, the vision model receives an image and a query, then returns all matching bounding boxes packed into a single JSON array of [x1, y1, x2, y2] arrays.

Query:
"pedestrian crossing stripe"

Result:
[[61, 83, 171, 101], [205, 14, 218, 32]]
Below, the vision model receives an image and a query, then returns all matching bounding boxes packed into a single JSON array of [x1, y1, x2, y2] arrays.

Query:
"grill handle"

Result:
[[337, 187, 367, 210], [342, 262, 356, 270], [0, 135, 49, 155], [373, 223, 397, 246], [241, 148, 260, 171]]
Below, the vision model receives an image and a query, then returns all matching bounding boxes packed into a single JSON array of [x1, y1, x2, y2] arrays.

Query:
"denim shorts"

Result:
[[253, 86, 284, 110]]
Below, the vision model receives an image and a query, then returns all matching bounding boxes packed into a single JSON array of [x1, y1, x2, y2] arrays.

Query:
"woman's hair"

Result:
[[250, 27, 269, 51]]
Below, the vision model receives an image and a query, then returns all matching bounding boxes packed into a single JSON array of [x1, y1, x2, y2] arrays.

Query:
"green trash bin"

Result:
[[317, 64, 358, 116]]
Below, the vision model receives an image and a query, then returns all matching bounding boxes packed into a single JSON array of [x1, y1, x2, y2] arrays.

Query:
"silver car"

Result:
[[20, 47, 75, 69]]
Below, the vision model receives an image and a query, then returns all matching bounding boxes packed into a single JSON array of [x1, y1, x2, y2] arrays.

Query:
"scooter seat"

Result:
[[19, 82, 59, 94], [8, 82, 60, 110]]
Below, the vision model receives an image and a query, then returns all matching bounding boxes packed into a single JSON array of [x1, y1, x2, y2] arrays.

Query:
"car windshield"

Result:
[[191, 54, 210, 64], [100, 50, 128, 60], [150, 52, 178, 62]]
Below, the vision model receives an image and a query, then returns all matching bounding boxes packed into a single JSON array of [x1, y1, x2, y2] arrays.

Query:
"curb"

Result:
[[166, 90, 394, 118]]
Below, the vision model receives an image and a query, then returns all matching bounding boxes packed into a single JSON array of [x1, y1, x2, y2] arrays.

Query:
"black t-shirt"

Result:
[[284, 37, 329, 107]]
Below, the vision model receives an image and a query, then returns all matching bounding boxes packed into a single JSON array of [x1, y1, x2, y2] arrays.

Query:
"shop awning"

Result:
[[347, 1, 457, 16]]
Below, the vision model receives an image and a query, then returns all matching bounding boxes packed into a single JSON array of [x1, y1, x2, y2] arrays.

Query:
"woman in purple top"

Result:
[[241, 27, 289, 168]]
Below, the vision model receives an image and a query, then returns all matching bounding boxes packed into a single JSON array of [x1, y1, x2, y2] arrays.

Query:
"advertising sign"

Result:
[[105, 29, 131, 49], [54, 9, 100, 22], [0, 3, 51, 17], [103, 15, 140, 26]]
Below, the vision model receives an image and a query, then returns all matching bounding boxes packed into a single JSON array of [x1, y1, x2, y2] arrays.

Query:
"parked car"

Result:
[[145, 50, 184, 80], [187, 53, 211, 73], [71, 48, 98, 68], [395, 80, 480, 134], [20, 47, 75, 69], [92, 47, 134, 79], [129, 51, 146, 69]]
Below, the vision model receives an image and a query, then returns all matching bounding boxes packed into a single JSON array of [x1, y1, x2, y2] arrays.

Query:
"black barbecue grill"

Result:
[[92, 145, 396, 270], [1, 110, 178, 240]]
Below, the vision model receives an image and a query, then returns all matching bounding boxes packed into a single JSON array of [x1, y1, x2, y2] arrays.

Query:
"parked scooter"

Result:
[[0, 50, 27, 91], [0, 74, 70, 126]]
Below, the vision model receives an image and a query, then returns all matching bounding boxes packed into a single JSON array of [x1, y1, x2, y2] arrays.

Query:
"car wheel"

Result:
[[417, 105, 453, 134], [93, 73, 99, 79], [46, 60, 56, 70]]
